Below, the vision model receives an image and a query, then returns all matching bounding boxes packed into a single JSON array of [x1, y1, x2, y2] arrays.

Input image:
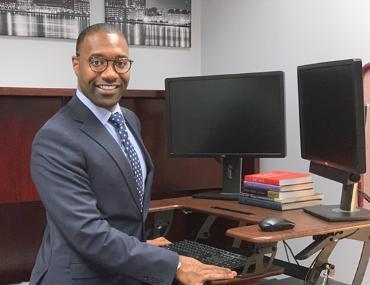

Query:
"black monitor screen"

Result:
[[298, 59, 366, 174], [165, 72, 286, 157]]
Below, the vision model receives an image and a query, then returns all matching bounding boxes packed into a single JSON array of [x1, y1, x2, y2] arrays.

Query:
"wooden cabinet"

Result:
[[0, 87, 258, 283]]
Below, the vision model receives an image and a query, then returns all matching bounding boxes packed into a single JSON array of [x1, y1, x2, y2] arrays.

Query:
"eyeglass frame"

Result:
[[75, 54, 134, 74]]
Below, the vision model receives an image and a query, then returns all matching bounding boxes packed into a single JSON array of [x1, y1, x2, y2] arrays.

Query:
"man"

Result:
[[30, 23, 237, 285]]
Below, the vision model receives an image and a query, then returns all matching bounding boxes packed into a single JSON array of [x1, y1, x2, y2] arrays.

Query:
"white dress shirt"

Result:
[[76, 90, 147, 189]]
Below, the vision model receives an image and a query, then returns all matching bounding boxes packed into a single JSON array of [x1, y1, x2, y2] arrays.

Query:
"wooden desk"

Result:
[[150, 196, 370, 285]]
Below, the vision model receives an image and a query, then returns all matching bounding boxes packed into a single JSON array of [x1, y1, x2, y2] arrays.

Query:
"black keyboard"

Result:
[[163, 240, 247, 270]]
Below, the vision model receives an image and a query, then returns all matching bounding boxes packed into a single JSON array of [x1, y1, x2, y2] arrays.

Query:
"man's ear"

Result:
[[72, 56, 79, 76]]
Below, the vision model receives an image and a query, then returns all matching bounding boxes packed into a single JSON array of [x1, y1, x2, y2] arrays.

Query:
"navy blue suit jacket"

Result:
[[30, 95, 178, 285]]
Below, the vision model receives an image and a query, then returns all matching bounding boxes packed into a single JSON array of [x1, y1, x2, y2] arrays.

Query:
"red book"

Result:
[[244, 170, 312, 186]]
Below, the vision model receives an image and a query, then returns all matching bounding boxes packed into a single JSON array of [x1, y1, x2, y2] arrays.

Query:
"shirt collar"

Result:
[[76, 90, 122, 125]]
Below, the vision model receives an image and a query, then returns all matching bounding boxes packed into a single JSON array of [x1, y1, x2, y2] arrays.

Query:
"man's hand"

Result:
[[176, 255, 237, 285], [146, 236, 172, 247]]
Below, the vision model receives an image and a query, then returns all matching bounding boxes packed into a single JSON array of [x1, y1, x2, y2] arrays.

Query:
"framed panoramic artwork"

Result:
[[0, 0, 90, 39], [105, 0, 191, 48]]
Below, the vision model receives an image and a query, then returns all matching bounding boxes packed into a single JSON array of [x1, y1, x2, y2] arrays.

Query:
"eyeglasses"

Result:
[[80, 56, 134, 74]]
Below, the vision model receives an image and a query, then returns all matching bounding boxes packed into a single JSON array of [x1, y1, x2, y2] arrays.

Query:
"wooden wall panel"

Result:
[[0, 96, 64, 203], [0, 88, 257, 203], [0, 201, 45, 284]]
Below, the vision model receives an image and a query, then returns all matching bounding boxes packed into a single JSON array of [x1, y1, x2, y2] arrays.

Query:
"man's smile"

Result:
[[96, 84, 120, 90]]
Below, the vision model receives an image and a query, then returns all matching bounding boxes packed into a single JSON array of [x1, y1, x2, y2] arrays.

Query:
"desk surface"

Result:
[[149, 196, 370, 243]]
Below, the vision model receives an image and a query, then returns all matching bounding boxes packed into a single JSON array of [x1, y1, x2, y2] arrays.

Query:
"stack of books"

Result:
[[239, 170, 323, 210]]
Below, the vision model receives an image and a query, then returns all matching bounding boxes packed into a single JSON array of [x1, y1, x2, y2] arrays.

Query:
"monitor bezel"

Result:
[[165, 71, 286, 158], [297, 58, 366, 175]]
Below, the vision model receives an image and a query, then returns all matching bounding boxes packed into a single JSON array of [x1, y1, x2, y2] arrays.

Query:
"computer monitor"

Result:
[[298, 58, 370, 221], [165, 72, 286, 200]]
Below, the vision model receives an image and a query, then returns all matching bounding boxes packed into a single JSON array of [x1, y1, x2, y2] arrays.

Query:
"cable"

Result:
[[304, 253, 320, 285], [283, 240, 300, 266], [283, 240, 290, 263], [339, 228, 359, 240], [358, 190, 370, 203]]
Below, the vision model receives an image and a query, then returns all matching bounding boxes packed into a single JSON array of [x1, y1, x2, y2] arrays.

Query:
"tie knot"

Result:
[[109, 112, 125, 129]]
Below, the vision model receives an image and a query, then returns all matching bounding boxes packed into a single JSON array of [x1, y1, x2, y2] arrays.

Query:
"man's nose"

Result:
[[100, 62, 119, 80]]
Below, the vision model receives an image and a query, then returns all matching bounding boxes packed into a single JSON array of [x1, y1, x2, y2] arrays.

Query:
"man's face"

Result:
[[72, 32, 130, 111]]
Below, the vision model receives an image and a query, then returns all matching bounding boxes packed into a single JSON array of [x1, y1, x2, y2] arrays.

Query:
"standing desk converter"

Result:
[[149, 196, 370, 285]]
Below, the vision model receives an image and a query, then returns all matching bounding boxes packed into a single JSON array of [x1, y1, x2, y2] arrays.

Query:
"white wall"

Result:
[[0, 0, 201, 90], [201, 0, 370, 283], [2, 0, 370, 282]]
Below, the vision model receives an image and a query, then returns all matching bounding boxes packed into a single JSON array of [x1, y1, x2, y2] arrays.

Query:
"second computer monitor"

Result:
[[165, 72, 286, 199], [298, 58, 370, 221]]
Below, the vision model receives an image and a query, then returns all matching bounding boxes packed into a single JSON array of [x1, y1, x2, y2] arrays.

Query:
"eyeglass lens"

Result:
[[89, 57, 132, 73]]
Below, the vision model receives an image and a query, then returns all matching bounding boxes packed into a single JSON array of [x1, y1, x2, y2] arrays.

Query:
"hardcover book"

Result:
[[238, 195, 322, 210], [240, 192, 324, 203], [244, 171, 312, 186], [243, 181, 313, 192], [241, 188, 315, 199]]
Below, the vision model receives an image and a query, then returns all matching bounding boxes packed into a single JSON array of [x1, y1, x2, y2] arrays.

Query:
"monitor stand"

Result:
[[304, 182, 370, 222], [192, 157, 242, 201]]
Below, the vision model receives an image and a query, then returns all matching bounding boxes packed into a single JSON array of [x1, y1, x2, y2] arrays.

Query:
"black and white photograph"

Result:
[[105, 0, 191, 48], [0, 0, 90, 39]]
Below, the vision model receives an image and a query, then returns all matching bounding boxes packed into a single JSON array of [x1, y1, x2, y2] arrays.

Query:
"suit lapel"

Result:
[[67, 96, 143, 213]]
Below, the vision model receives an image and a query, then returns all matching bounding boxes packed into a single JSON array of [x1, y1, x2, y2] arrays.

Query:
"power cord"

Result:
[[283, 240, 290, 263], [304, 253, 320, 285], [339, 229, 359, 240], [283, 240, 338, 285], [283, 240, 300, 266], [358, 190, 370, 203]]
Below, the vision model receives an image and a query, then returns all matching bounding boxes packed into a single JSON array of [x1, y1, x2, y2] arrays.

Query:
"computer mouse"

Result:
[[258, 217, 295, 232]]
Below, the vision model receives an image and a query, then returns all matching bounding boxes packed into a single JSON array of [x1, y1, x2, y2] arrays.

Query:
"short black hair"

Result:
[[76, 23, 125, 56]]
